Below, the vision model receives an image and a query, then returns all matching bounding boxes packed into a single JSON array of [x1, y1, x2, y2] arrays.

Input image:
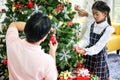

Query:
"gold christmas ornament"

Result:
[[59, 21, 63, 25], [12, 4, 16, 12], [48, 14, 53, 19], [59, 70, 72, 79]]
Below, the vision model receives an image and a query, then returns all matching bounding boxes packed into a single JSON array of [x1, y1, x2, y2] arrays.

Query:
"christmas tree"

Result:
[[0, 0, 9, 79], [0, 0, 85, 79]]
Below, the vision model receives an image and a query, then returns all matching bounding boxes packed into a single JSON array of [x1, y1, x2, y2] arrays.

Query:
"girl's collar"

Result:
[[94, 20, 109, 28]]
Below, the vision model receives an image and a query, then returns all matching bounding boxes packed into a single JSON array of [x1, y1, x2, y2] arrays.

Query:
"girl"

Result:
[[73, 1, 114, 80], [74, 0, 113, 38]]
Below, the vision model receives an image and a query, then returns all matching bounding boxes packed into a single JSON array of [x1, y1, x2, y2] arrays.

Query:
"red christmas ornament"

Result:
[[57, 4, 63, 11], [57, 4, 63, 14], [77, 62, 84, 68], [50, 34, 57, 45], [15, 3, 24, 9], [27, 0, 34, 9], [67, 77, 72, 80], [67, 22, 73, 27], [3, 58, 7, 65], [59, 77, 64, 80]]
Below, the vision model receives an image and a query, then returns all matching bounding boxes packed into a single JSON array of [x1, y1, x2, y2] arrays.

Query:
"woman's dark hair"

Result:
[[92, 1, 111, 25], [24, 12, 51, 43]]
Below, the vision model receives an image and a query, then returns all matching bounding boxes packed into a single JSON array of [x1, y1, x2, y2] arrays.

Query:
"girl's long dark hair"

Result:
[[92, 1, 111, 26]]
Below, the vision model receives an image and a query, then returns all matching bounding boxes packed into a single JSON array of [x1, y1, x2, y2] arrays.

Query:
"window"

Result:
[[114, 0, 120, 23]]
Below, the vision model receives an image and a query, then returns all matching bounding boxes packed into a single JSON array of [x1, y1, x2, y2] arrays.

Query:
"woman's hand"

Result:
[[74, 5, 80, 11], [49, 41, 58, 59], [78, 9, 88, 17], [74, 4, 88, 17]]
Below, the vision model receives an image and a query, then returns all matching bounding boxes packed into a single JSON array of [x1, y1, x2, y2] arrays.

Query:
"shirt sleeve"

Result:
[[6, 27, 19, 46], [45, 56, 58, 80], [85, 26, 114, 55], [76, 26, 90, 48]]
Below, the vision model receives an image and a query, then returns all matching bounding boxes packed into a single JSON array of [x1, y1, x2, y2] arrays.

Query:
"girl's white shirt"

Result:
[[77, 20, 114, 55]]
